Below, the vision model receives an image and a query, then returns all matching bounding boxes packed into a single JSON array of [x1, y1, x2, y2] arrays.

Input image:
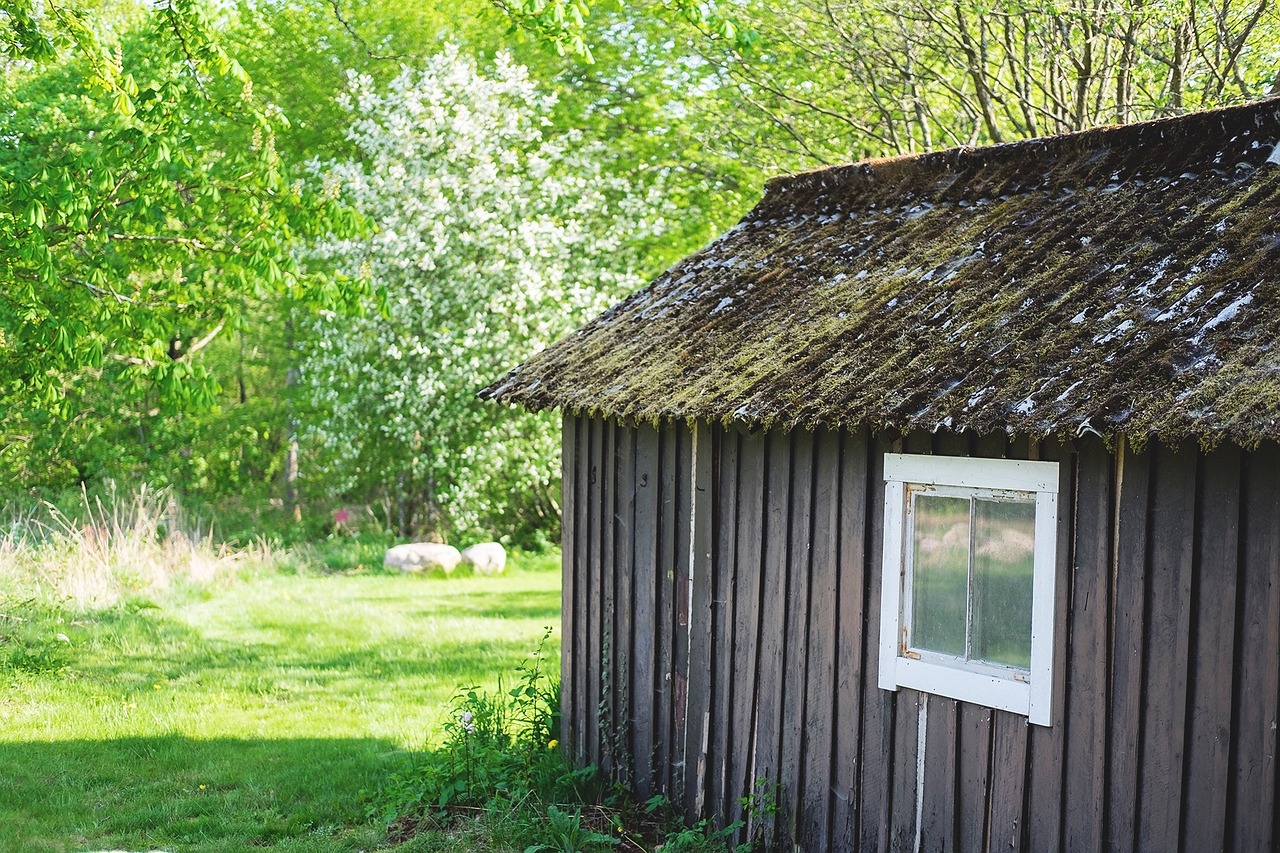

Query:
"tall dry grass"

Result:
[[0, 484, 269, 611]]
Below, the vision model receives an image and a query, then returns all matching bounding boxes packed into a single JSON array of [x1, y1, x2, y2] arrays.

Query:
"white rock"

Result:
[[460, 542, 507, 575], [384, 542, 461, 574]]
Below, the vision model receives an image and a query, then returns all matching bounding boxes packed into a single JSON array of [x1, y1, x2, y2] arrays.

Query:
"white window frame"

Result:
[[878, 453, 1059, 726]]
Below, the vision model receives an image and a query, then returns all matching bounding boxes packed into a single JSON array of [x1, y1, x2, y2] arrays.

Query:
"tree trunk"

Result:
[[285, 316, 301, 524]]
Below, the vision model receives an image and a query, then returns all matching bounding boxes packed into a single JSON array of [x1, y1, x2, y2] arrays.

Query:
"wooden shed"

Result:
[[482, 99, 1280, 851]]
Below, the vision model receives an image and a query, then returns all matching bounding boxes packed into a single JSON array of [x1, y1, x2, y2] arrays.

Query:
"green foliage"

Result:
[[375, 627, 587, 830], [525, 806, 620, 852], [635, 796, 742, 853], [0, 1, 371, 532], [0, 322, 290, 500], [373, 628, 755, 851], [489, 0, 755, 62], [0, 2, 365, 409], [0, 1, 755, 543]]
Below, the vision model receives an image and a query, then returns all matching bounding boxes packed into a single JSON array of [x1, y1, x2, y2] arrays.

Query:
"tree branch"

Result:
[[328, 0, 404, 61]]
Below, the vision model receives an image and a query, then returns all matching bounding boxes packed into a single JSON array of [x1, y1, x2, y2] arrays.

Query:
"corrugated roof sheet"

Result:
[[482, 99, 1280, 447]]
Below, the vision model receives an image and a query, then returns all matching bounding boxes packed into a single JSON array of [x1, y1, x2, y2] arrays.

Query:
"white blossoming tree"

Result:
[[303, 47, 664, 542]]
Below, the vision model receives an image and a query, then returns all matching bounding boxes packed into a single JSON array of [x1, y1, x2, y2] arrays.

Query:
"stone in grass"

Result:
[[460, 542, 507, 576], [384, 542, 462, 574]]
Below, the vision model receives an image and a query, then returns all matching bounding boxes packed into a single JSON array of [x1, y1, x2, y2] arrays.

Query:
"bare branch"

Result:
[[328, 0, 404, 61]]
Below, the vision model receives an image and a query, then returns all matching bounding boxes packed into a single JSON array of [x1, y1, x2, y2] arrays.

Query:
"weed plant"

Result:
[[374, 630, 752, 853]]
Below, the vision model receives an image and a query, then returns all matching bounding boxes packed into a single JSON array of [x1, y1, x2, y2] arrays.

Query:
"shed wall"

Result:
[[560, 413, 1280, 852]]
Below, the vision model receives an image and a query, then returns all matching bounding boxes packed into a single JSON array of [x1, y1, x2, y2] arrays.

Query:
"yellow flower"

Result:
[[547, 739, 559, 750], [198, 784, 207, 791]]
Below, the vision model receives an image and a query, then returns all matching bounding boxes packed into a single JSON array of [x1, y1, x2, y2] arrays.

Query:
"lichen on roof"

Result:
[[482, 98, 1280, 448]]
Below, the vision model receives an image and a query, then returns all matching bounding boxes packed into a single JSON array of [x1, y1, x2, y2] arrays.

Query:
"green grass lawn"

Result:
[[0, 555, 561, 852]]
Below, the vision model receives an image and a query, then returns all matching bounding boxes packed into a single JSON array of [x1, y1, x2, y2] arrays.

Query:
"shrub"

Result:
[[372, 629, 753, 852]]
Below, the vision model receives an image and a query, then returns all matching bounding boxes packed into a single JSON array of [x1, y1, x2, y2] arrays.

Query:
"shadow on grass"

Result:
[[0, 735, 415, 852]]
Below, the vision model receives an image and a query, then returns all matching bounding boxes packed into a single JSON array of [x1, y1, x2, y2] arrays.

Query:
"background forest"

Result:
[[2, 0, 1277, 549]]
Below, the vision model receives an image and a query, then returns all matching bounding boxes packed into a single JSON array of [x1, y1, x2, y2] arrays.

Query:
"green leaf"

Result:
[[111, 90, 135, 117], [25, 200, 45, 228]]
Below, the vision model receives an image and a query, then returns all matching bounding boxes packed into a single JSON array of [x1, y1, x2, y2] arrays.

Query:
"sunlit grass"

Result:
[[0, 550, 561, 852]]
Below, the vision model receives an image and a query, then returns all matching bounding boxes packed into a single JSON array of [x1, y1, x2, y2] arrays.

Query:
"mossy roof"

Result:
[[483, 98, 1280, 447]]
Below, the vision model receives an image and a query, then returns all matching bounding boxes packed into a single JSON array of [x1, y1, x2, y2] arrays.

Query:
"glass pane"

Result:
[[910, 494, 970, 658], [971, 497, 1036, 670]]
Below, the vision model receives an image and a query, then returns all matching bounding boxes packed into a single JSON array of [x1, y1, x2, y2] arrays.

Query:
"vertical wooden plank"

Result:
[[889, 431, 932, 853], [800, 427, 841, 851], [587, 417, 604, 767], [728, 428, 766, 838], [656, 421, 679, 795], [752, 429, 792, 847], [709, 426, 740, 825], [779, 430, 815, 847], [1064, 438, 1112, 852], [574, 415, 592, 764], [1136, 442, 1197, 852], [600, 420, 617, 776], [632, 422, 660, 797], [1108, 441, 1151, 853], [561, 413, 579, 759], [986, 710, 1028, 853], [920, 696, 959, 852], [1025, 438, 1074, 853], [1181, 444, 1241, 852], [889, 691, 923, 852], [859, 432, 896, 853], [957, 704, 992, 851], [614, 424, 637, 788], [676, 423, 692, 796], [1229, 441, 1280, 850], [681, 422, 713, 821], [832, 428, 870, 851]]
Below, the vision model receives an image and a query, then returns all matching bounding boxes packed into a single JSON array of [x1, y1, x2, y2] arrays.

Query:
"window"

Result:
[[877, 453, 1059, 725]]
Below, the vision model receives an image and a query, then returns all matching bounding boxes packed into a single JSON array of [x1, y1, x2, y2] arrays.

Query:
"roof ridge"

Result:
[[757, 96, 1280, 213]]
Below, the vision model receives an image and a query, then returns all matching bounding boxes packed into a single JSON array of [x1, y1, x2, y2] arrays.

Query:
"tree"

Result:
[[675, 0, 1280, 172], [0, 0, 375, 515], [490, 0, 1280, 172], [486, 0, 754, 62], [301, 47, 669, 541], [0, 1, 363, 414]]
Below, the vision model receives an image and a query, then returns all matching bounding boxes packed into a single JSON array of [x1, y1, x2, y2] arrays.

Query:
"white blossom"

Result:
[[302, 47, 669, 539]]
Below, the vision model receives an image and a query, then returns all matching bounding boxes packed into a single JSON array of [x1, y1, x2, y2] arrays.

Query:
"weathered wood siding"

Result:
[[561, 413, 1280, 852]]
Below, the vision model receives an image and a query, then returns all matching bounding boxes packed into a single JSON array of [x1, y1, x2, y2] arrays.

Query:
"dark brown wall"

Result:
[[560, 413, 1280, 852]]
